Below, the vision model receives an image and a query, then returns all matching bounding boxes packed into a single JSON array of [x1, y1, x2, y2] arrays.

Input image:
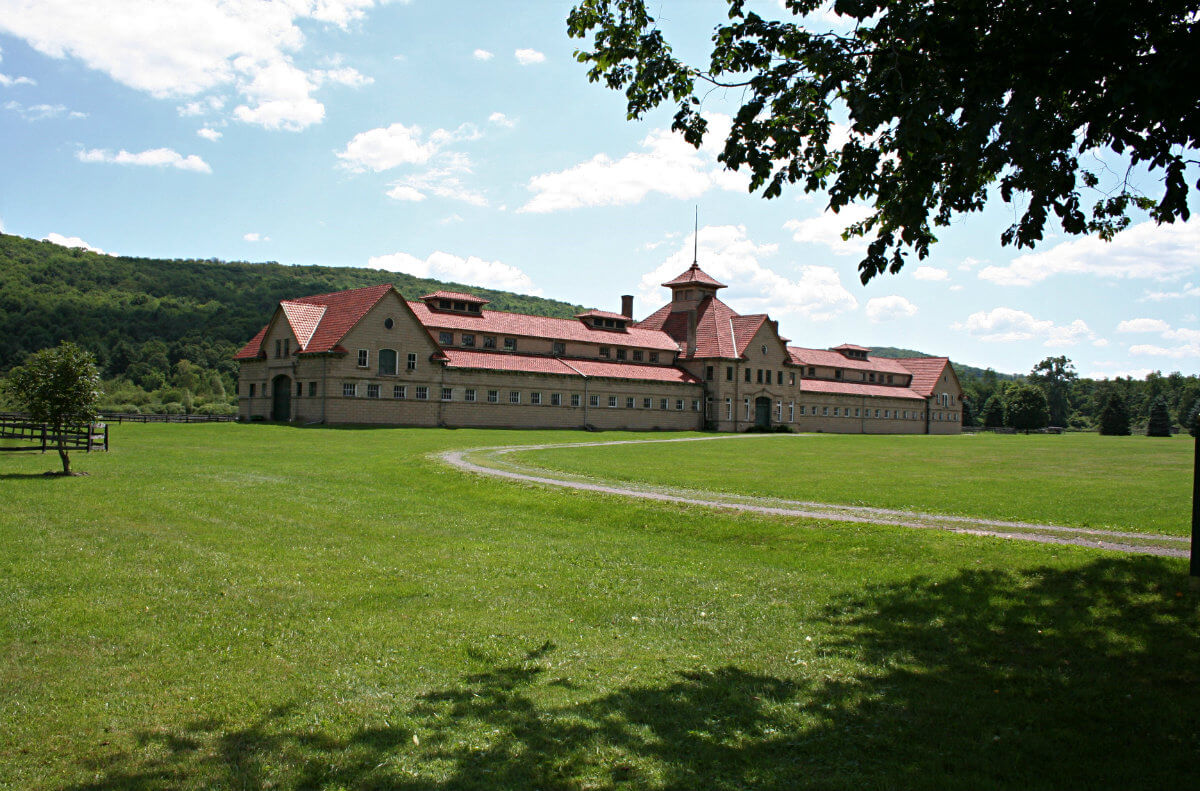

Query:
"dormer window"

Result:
[[422, 291, 491, 315], [439, 299, 452, 309]]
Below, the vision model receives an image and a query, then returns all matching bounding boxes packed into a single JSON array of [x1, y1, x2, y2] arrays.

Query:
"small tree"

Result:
[[1004, 384, 1050, 433], [980, 393, 1006, 428], [2, 342, 101, 474], [1099, 391, 1132, 436], [1146, 396, 1173, 437]]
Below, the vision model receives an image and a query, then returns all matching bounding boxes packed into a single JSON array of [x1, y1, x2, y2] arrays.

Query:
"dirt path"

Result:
[[439, 435, 1190, 558]]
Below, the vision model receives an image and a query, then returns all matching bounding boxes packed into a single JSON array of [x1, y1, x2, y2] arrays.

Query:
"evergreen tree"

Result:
[[1146, 396, 1172, 437], [1099, 391, 1131, 436], [1004, 384, 1050, 432], [980, 393, 1006, 428]]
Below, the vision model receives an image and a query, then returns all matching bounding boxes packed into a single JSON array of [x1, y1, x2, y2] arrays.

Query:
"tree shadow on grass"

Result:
[[63, 556, 1199, 790]]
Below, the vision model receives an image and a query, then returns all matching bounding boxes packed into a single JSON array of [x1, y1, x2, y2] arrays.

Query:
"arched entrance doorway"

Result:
[[754, 396, 771, 429], [271, 374, 292, 421]]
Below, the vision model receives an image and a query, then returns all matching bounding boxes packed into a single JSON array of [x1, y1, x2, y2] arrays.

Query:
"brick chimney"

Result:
[[621, 294, 634, 318]]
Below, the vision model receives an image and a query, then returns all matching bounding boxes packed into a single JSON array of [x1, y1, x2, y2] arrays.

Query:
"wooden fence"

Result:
[[96, 412, 237, 424], [0, 416, 108, 453]]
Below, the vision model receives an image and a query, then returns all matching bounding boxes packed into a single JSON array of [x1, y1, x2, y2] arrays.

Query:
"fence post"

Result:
[[40, 425, 46, 453]]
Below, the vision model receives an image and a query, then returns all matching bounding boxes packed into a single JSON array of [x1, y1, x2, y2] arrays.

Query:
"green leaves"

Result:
[[567, 0, 1199, 281]]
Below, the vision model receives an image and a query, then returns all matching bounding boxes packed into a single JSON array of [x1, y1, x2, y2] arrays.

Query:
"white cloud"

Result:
[[0, 72, 35, 87], [866, 296, 918, 322], [1116, 318, 1171, 334], [473, 48, 494, 61], [1140, 282, 1200, 301], [488, 111, 514, 128], [520, 121, 742, 213], [5, 100, 86, 120], [386, 153, 487, 206], [636, 224, 858, 322], [782, 204, 874, 256], [243, 232, 269, 242], [1117, 319, 1200, 360], [979, 220, 1200, 286], [337, 121, 480, 173], [369, 250, 541, 294], [178, 96, 225, 117], [0, 1, 388, 131], [514, 48, 545, 65], [312, 66, 371, 88], [912, 265, 949, 281], [44, 232, 107, 254], [77, 147, 211, 173], [952, 307, 1100, 347], [197, 127, 222, 141]]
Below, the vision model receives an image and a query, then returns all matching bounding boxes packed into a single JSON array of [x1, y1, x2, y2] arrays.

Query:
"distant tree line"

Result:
[[0, 233, 585, 415], [960, 355, 1199, 435]]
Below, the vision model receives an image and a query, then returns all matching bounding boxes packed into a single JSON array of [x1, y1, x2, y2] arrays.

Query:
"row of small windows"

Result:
[[358, 349, 418, 374], [714, 397, 936, 422], [342, 384, 700, 411], [430, 333, 662, 363]]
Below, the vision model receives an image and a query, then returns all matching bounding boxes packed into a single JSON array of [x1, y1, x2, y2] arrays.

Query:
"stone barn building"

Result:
[[235, 263, 963, 433]]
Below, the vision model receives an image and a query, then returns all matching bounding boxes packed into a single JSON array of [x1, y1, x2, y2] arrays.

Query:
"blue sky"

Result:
[[1, 0, 1197, 378]]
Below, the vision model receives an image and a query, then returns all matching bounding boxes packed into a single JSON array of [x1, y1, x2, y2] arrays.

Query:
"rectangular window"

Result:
[[676, 399, 684, 411], [875, 409, 881, 418], [608, 395, 617, 408], [833, 407, 840, 417], [886, 374, 894, 384], [884, 409, 890, 418], [692, 399, 700, 412], [726, 366, 733, 381], [757, 369, 763, 384], [503, 337, 517, 351], [378, 349, 398, 376], [799, 405, 805, 416], [590, 394, 600, 407], [643, 397, 652, 409], [488, 390, 499, 403], [441, 387, 452, 401], [394, 385, 406, 399], [509, 391, 520, 404], [822, 406, 829, 416], [283, 338, 290, 357], [789, 372, 796, 386], [296, 381, 303, 397], [461, 334, 475, 347], [367, 384, 380, 399], [407, 353, 416, 371], [808, 367, 816, 377], [357, 349, 368, 368], [777, 371, 784, 385], [274, 339, 282, 358], [626, 397, 635, 409], [571, 394, 581, 407], [725, 397, 732, 420], [616, 348, 627, 361], [633, 350, 644, 362], [343, 383, 357, 398], [308, 381, 317, 397], [552, 342, 565, 356], [745, 368, 752, 383], [465, 389, 476, 402], [744, 399, 751, 420], [551, 393, 561, 406], [415, 386, 428, 400], [788, 401, 795, 422], [856, 408, 861, 417], [835, 369, 843, 379], [649, 352, 658, 363], [438, 332, 453, 345], [599, 346, 610, 358], [661, 398, 669, 411], [869, 372, 876, 382], [705, 365, 714, 381], [248, 383, 256, 397], [531, 392, 542, 405], [776, 400, 782, 420], [483, 336, 496, 349]]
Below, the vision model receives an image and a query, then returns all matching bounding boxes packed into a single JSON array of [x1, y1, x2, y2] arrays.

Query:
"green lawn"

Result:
[[507, 432, 1196, 535], [1, 424, 1197, 790]]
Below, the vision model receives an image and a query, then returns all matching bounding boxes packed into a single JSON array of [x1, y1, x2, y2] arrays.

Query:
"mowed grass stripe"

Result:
[[505, 431, 1196, 536], [1, 423, 1197, 790]]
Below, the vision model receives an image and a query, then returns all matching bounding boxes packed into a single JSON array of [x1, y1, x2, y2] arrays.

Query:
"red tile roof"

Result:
[[788, 346, 912, 375], [440, 349, 700, 383], [576, 309, 632, 322], [420, 290, 490, 304], [662, 263, 727, 289], [234, 326, 268, 360], [638, 296, 789, 360], [832, 343, 871, 352], [409, 301, 680, 351], [800, 378, 926, 401], [280, 302, 327, 349], [894, 357, 951, 397]]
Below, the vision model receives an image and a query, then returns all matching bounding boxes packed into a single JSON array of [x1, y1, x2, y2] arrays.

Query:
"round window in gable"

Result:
[[384, 318, 394, 329]]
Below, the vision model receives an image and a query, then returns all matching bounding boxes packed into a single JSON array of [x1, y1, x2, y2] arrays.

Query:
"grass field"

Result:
[[1, 424, 1197, 790], [507, 432, 1196, 535]]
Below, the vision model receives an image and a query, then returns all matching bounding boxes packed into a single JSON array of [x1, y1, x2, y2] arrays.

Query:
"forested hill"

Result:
[[0, 233, 585, 375]]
